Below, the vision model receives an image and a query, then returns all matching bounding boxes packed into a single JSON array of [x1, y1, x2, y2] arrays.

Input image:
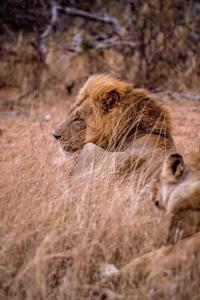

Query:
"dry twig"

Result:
[[165, 91, 200, 101]]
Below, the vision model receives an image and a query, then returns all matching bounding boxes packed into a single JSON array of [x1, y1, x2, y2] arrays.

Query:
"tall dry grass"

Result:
[[0, 98, 200, 299], [0, 105, 173, 299]]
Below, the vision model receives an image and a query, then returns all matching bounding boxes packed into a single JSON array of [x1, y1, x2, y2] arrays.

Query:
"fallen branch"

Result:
[[63, 7, 121, 33], [66, 36, 139, 53], [40, 2, 122, 41], [38, 2, 124, 58], [94, 38, 139, 49], [38, 2, 60, 59], [176, 92, 200, 101], [159, 90, 200, 101], [40, 2, 60, 39]]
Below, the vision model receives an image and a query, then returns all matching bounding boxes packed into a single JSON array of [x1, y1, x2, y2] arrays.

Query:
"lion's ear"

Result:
[[101, 91, 119, 113], [161, 153, 184, 182]]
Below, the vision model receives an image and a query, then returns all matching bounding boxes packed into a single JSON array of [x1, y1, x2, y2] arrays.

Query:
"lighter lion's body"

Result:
[[97, 152, 200, 299]]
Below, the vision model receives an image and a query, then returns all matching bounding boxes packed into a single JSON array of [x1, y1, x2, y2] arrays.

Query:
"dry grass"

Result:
[[0, 98, 200, 299]]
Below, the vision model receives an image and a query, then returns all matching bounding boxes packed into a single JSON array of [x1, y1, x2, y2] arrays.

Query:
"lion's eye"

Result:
[[73, 117, 84, 123], [106, 98, 115, 109]]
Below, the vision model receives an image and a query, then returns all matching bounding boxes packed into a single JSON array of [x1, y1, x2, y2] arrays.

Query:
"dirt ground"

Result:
[[168, 99, 200, 152]]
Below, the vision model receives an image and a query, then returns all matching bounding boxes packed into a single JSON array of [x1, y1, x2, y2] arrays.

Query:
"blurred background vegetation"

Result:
[[0, 0, 200, 110]]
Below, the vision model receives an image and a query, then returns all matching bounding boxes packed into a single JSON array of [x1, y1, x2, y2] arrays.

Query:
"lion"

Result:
[[152, 152, 200, 242], [99, 233, 200, 300], [96, 153, 200, 298], [53, 74, 175, 157]]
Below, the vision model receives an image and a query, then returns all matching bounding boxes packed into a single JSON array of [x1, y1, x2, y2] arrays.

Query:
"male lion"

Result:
[[53, 74, 175, 156]]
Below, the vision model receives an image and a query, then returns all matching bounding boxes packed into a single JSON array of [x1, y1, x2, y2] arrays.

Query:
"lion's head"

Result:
[[52, 91, 92, 153], [53, 74, 174, 153], [153, 152, 200, 213], [153, 152, 200, 241]]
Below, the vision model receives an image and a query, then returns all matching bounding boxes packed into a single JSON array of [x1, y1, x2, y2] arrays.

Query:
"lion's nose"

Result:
[[52, 130, 61, 140]]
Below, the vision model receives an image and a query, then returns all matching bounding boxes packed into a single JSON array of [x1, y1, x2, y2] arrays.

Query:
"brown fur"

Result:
[[53, 74, 175, 153]]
